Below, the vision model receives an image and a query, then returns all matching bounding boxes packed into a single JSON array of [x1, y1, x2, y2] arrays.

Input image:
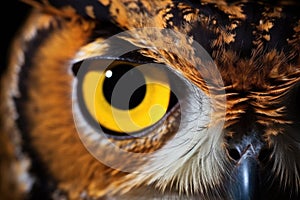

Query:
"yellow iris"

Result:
[[81, 64, 171, 133]]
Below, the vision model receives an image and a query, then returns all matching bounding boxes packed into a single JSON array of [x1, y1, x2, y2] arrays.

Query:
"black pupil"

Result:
[[103, 64, 146, 110]]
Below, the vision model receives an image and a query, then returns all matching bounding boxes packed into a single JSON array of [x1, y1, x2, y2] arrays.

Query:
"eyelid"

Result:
[[72, 53, 155, 76]]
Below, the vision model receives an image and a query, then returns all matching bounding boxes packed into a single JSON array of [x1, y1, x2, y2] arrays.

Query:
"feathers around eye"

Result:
[[1, 0, 300, 200]]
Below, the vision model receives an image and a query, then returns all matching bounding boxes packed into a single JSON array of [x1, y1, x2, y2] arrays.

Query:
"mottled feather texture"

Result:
[[1, 0, 300, 200]]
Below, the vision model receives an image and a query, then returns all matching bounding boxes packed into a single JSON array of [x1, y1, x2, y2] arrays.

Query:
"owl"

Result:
[[1, 0, 300, 199]]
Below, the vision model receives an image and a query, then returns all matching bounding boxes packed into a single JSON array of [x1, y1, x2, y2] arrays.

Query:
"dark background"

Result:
[[0, 0, 32, 75]]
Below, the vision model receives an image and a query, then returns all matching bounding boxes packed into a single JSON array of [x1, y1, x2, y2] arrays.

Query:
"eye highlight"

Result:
[[76, 59, 178, 136]]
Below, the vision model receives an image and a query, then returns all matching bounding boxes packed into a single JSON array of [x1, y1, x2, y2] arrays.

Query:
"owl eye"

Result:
[[75, 58, 178, 137]]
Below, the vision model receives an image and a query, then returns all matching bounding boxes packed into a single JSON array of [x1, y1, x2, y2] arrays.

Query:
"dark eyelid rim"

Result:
[[72, 54, 155, 76]]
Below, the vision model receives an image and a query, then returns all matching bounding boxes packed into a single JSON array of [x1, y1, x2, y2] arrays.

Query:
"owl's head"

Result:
[[1, 0, 300, 199]]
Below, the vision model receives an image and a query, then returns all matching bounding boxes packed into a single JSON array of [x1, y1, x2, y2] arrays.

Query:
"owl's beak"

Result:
[[231, 146, 260, 200], [229, 135, 264, 200]]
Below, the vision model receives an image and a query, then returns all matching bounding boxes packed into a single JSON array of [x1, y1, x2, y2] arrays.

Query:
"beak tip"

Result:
[[230, 149, 261, 200]]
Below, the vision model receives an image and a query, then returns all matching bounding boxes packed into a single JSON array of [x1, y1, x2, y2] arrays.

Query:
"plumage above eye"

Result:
[[75, 58, 178, 137]]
